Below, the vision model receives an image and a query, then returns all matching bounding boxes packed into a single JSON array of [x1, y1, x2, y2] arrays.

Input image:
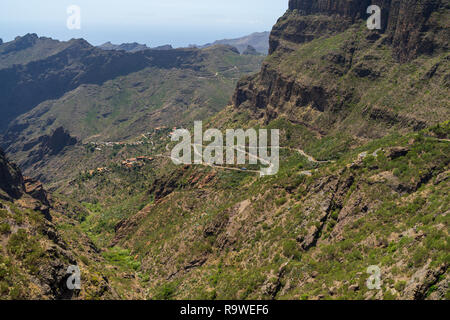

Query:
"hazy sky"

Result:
[[0, 0, 287, 47]]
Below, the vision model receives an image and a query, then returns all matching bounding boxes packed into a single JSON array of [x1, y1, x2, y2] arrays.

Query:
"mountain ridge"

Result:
[[0, 35, 263, 134], [0, 38, 264, 182], [198, 31, 270, 55]]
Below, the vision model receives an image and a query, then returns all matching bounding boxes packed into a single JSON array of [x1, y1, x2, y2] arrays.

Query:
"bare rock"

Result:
[[403, 262, 448, 300], [385, 146, 409, 160], [434, 170, 450, 185], [349, 284, 360, 292]]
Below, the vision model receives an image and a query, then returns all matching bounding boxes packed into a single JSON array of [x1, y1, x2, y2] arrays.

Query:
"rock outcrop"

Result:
[[14, 127, 78, 170], [0, 148, 51, 214], [403, 262, 448, 299], [40, 127, 78, 156], [0, 149, 120, 299], [0, 149, 24, 200], [3, 33, 40, 55]]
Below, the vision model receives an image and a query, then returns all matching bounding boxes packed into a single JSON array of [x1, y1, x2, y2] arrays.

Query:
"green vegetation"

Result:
[[102, 247, 141, 271]]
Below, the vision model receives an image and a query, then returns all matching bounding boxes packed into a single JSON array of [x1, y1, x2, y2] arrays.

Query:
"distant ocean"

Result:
[[0, 22, 266, 48]]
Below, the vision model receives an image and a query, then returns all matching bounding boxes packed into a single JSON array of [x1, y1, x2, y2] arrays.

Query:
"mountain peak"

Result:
[[153, 44, 173, 50], [199, 31, 270, 54], [14, 33, 39, 41], [242, 45, 261, 55], [67, 38, 93, 49], [98, 41, 149, 52], [5, 33, 40, 53]]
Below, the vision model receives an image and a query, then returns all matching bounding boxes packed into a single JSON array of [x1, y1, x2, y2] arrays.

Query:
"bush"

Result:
[[80, 255, 90, 266], [102, 247, 141, 271], [0, 223, 11, 235], [7, 229, 45, 274], [394, 280, 406, 292], [282, 239, 302, 261], [153, 281, 179, 300], [275, 197, 287, 206], [7, 229, 29, 257]]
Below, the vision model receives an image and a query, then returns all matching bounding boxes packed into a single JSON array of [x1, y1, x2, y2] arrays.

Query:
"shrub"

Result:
[[275, 197, 287, 206], [102, 247, 141, 271], [0, 223, 11, 235], [394, 280, 406, 292], [154, 281, 179, 300], [80, 255, 90, 266], [282, 240, 302, 261], [7, 229, 29, 257], [7, 229, 45, 274]]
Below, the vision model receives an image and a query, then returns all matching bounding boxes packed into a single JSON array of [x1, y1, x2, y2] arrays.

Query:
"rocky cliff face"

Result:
[[3, 126, 78, 173], [0, 149, 69, 298], [234, 0, 449, 139], [0, 149, 24, 200], [0, 149, 52, 217], [38, 127, 78, 156], [280, 0, 448, 61]]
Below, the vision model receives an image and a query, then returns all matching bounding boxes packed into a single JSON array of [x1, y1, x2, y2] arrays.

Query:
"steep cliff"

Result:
[[279, 0, 449, 61], [0, 149, 24, 200], [234, 0, 449, 141], [0, 149, 119, 299]]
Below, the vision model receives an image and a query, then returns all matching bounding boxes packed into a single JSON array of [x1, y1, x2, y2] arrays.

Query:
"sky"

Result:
[[0, 0, 287, 47]]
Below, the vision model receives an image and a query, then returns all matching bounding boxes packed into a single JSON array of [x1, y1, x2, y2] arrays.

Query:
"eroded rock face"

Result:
[[403, 262, 448, 300], [0, 148, 24, 199], [233, 0, 448, 135], [16, 127, 78, 169], [282, 0, 448, 61], [40, 127, 78, 156], [23, 176, 50, 206], [0, 147, 53, 218]]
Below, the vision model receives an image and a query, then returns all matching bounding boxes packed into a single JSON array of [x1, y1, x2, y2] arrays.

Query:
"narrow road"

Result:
[[158, 142, 328, 175], [192, 144, 262, 174]]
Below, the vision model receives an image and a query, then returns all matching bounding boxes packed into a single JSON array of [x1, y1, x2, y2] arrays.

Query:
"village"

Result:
[[84, 126, 179, 151], [83, 126, 179, 176]]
